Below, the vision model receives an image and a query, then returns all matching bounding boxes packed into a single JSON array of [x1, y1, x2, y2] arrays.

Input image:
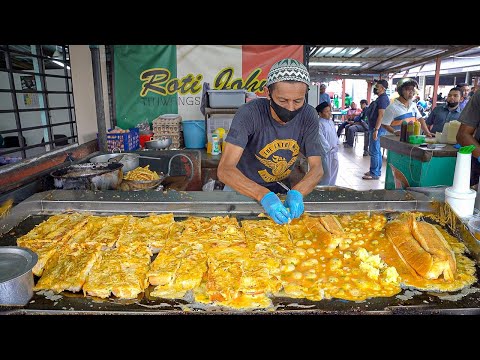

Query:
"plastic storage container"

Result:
[[208, 90, 246, 108], [182, 120, 206, 149], [446, 120, 461, 144], [445, 186, 476, 218], [445, 151, 476, 218], [105, 128, 140, 152], [408, 134, 426, 144]]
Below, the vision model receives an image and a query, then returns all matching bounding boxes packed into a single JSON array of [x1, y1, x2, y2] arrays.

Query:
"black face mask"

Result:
[[447, 101, 459, 108], [373, 88, 379, 95], [270, 98, 304, 123]]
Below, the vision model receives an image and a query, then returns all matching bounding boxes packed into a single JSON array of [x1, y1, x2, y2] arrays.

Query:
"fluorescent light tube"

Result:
[[310, 62, 362, 67]]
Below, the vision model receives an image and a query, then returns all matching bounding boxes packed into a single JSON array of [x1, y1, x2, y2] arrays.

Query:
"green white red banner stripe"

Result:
[[114, 45, 303, 129]]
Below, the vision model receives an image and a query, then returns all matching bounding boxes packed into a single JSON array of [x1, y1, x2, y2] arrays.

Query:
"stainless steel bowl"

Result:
[[145, 137, 172, 150], [0, 247, 38, 306]]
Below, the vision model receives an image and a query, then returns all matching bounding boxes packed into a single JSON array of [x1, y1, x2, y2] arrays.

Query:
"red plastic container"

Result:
[[139, 134, 153, 149]]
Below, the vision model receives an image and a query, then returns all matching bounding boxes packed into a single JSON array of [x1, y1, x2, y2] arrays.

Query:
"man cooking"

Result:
[[218, 58, 324, 225]]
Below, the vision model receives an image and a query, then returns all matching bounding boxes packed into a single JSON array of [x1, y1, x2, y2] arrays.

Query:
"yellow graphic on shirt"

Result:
[[255, 139, 299, 182]]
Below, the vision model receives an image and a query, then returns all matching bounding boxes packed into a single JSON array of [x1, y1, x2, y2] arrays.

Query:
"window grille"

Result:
[[0, 45, 77, 165]]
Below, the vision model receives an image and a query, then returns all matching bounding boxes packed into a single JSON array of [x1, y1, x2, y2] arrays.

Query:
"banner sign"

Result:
[[114, 45, 303, 129]]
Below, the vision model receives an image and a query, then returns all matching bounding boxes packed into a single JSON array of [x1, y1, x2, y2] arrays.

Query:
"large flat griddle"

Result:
[[0, 189, 479, 315]]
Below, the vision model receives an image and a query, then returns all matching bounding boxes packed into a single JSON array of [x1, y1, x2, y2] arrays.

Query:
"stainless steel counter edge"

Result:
[[0, 189, 434, 236]]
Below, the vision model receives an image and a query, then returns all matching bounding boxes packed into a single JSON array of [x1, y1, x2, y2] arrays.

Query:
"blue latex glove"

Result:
[[284, 190, 304, 219], [260, 192, 291, 225], [453, 143, 461, 149]]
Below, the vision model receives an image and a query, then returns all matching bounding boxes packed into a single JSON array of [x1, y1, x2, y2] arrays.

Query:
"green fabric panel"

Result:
[[114, 45, 177, 129], [385, 151, 456, 189]]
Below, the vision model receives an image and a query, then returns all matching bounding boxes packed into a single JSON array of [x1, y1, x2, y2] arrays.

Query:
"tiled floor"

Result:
[[335, 134, 387, 191]]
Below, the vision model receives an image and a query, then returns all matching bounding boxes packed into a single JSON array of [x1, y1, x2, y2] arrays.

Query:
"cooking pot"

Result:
[[145, 136, 172, 150], [0, 246, 38, 306], [89, 153, 139, 173], [50, 163, 123, 190]]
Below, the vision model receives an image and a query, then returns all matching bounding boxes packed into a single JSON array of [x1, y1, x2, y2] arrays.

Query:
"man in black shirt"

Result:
[[218, 58, 324, 224]]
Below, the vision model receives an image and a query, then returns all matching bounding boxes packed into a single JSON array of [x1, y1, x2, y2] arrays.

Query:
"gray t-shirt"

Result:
[[458, 90, 480, 140], [225, 98, 322, 191]]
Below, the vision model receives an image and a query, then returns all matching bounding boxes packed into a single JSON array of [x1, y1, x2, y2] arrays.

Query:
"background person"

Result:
[[316, 101, 338, 185], [345, 99, 369, 155], [416, 97, 429, 117], [336, 101, 361, 140], [457, 82, 471, 111], [381, 77, 433, 138], [333, 94, 340, 110], [344, 93, 353, 108], [426, 87, 463, 133], [362, 79, 390, 180], [468, 85, 477, 97], [218, 58, 324, 224], [319, 83, 331, 105]]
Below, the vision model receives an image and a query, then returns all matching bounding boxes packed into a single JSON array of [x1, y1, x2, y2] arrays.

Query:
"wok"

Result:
[[89, 153, 139, 173], [50, 163, 124, 190]]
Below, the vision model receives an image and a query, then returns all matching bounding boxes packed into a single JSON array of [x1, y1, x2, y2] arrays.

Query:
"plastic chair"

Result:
[[354, 132, 364, 147]]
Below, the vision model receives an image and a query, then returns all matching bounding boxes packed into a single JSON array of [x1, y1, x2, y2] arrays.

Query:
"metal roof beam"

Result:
[[310, 73, 380, 80], [362, 48, 417, 71], [308, 46, 320, 58], [309, 55, 430, 63], [317, 45, 459, 50], [310, 69, 386, 77], [311, 68, 386, 75], [386, 45, 477, 74]]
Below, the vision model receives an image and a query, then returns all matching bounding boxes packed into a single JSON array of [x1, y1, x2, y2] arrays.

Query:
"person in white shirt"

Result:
[[381, 78, 432, 137]]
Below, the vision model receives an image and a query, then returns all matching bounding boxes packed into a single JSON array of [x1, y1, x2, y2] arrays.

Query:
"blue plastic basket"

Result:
[[105, 128, 139, 151]]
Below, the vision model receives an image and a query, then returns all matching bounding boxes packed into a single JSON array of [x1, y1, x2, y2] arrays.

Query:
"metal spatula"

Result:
[[276, 181, 290, 192]]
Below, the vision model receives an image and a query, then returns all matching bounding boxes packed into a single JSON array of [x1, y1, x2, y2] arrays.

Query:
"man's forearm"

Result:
[[419, 118, 432, 135], [457, 131, 480, 159], [383, 124, 397, 135]]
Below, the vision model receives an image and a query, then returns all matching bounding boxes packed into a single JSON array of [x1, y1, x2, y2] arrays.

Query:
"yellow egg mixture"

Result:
[[15, 211, 477, 310]]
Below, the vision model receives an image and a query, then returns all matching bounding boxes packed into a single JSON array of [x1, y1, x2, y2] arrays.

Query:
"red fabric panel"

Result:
[[242, 45, 304, 96]]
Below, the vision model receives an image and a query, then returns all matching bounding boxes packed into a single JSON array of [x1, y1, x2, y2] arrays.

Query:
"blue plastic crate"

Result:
[[105, 128, 139, 152]]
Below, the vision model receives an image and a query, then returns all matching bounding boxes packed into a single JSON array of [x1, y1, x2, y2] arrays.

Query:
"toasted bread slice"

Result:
[[408, 216, 456, 281], [319, 215, 344, 235], [34, 243, 102, 293], [385, 219, 433, 278]]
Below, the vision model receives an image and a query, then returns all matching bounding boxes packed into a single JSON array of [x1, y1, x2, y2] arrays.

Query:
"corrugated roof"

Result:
[[307, 45, 479, 81]]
